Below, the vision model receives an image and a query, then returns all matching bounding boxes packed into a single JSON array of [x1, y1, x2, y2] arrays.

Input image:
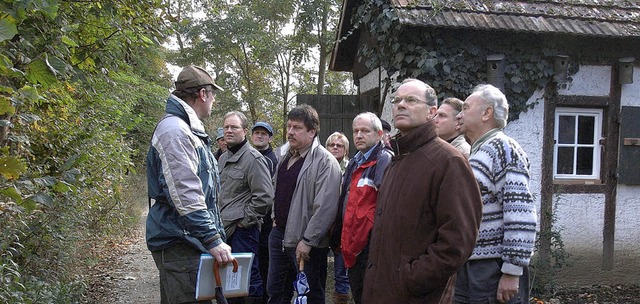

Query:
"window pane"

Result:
[[578, 116, 595, 144], [558, 115, 575, 144], [576, 147, 594, 175], [557, 147, 575, 174]]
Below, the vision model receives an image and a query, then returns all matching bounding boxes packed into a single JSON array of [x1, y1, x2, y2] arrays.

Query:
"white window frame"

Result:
[[553, 107, 603, 182]]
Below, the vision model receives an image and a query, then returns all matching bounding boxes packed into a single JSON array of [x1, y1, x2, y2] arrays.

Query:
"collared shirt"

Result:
[[287, 144, 312, 169], [354, 143, 377, 167]]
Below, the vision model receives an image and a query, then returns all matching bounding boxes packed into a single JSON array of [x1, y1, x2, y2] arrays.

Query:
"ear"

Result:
[[482, 106, 494, 122], [428, 106, 438, 118], [198, 88, 207, 101]]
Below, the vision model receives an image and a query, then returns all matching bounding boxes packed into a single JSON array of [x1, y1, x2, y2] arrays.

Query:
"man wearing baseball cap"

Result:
[[215, 127, 227, 160], [146, 65, 232, 303], [250, 121, 278, 303]]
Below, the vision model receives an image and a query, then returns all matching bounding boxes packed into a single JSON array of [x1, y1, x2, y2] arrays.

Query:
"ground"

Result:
[[86, 214, 640, 304]]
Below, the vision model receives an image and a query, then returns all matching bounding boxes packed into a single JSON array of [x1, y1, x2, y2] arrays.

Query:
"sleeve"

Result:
[[500, 141, 537, 275], [155, 121, 223, 249], [303, 152, 342, 247]]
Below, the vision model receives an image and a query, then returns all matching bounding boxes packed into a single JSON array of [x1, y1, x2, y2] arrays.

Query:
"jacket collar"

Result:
[[391, 121, 438, 156], [166, 94, 209, 141], [225, 140, 250, 163]]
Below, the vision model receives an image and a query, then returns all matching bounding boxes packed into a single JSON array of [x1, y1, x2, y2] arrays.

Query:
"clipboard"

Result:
[[195, 252, 255, 300]]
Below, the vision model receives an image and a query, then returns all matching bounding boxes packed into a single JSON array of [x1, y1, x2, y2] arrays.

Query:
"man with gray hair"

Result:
[[219, 111, 274, 304], [455, 84, 537, 304], [435, 97, 470, 158], [330, 112, 393, 304]]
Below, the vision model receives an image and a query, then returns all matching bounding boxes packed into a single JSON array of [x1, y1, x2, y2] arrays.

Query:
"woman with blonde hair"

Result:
[[325, 131, 351, 304]]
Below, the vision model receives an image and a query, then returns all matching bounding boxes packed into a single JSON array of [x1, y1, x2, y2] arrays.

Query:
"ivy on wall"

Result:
[[352, 0, 563, 121]]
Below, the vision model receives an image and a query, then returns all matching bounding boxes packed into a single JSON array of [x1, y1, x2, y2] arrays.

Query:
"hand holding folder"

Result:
[[195, 253, 255, 301]]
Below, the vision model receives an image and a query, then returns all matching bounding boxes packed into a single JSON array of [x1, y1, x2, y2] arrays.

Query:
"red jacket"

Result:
[[341, 143, 392, 268]]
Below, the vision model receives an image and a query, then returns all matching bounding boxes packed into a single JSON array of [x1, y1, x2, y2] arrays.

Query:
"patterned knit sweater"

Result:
[[468, 131, 537, 276]]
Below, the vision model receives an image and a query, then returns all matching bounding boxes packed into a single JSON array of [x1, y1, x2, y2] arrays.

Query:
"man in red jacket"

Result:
[[362, 79, 482, 303], [331, 112, 393, 304]]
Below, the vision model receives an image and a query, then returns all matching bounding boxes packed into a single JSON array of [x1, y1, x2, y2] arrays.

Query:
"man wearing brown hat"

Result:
[[146, 65, 233, 303]]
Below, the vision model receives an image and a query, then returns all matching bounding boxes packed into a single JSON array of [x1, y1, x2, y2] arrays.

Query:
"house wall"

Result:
[[510, 65, 640, 285], [373, 64, 640, 286]]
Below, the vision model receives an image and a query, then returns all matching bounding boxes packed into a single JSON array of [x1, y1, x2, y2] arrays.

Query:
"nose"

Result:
[[456, 112, 463, 119]]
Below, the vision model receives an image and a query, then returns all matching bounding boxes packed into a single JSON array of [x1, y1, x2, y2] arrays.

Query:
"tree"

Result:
[[0, 0, 169, 301]]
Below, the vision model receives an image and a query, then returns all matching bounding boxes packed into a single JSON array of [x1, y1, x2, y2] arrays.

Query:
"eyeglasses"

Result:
[[391, 96, 425, 105], [328, 143, 344, 148]]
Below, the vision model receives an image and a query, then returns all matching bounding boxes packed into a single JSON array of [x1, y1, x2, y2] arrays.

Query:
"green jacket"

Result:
[[218, 140, 274, 238]]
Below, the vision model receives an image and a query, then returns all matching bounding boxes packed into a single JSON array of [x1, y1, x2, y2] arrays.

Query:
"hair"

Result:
[[173, 84, 215, 103], [471, 84, 509, 128], [401, 78, 438, 106], [441, 97, 464, 114], [325, 132, 349, 158], [288, 104, 320, 134], [353, 112, 383, 132], [223, 111, 249, 129]]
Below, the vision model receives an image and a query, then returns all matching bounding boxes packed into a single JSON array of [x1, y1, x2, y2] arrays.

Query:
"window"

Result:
[[553, 108, 603, 181]]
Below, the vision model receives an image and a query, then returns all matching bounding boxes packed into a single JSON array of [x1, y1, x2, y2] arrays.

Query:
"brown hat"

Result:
[[175, 65, 224, 91]]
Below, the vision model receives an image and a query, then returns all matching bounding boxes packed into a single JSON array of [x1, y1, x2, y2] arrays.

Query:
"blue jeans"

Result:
[[332, 250, 350, 294], [228, 225, 263, 297], [267, 227, 329, 304]]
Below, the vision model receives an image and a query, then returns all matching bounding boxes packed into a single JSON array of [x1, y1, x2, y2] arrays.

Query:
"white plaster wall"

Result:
[[558, 65, 611, 96], [621, 66, 640, 106], [553, 193, 605, 248], [503, 89, 545, 218], [615, 185, 640, 252], [359, 68, 380, 95]]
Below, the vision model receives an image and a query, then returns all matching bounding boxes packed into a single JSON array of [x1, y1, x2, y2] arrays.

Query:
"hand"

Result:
[[496, 273, 520, 303], [296, 240, 311, 262], [208, 242, 233, 264]]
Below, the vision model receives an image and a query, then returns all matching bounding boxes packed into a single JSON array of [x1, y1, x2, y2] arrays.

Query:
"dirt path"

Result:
[[108, 211, 160, 304]]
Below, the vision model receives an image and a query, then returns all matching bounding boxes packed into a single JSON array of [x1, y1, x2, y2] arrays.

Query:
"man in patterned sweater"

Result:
[[454, 84, 537, 304]]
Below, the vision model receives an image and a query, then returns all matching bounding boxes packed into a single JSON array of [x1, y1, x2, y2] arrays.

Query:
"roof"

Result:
[[394, 0, 640, 38], [330, 0, 640, 71]]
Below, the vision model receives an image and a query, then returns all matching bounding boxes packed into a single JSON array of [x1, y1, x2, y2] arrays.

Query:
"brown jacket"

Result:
[[362, 122, 482, 304]]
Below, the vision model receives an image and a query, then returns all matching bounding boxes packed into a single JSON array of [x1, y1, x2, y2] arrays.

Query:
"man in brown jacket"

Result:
[[362, 79, 483, 303]]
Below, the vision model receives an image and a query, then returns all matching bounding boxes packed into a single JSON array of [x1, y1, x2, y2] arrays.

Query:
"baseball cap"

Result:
[[252, 122, 274, 136], [216, 127, 224, 140], [380, 119, 392, 132], [175, 65, 224, 91]]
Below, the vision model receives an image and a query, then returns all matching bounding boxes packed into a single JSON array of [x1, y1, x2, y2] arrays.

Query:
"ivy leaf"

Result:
[[46, 55, 67, 76], [0, 96, 16, 115], [26, 60, 57, 88], [395, 52, 404, 63], [0, 18, 18, 42], [34, 176, 57, 187], [61, 35, 78, 47], [405, 55, 415, 63], [53, 181, 72, 194], [25, 193, 54, 210], [443, 64, 451, 74], [0, 156, 26, 179], [1, 186, 22, 204]]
